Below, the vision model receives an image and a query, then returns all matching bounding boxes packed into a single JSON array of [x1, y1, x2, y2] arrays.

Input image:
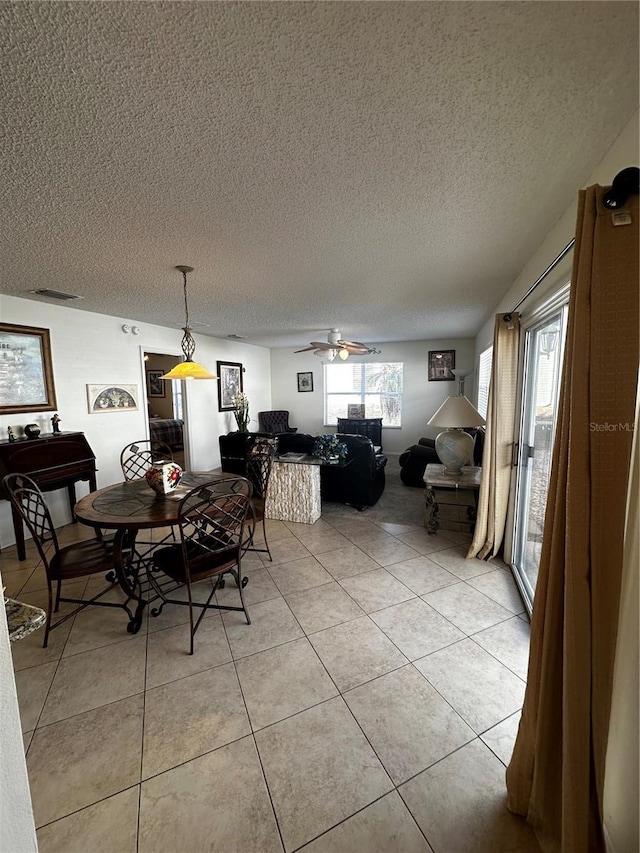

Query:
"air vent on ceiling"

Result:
[[30, 289, 84, 301], [227, 334, 247, 340]]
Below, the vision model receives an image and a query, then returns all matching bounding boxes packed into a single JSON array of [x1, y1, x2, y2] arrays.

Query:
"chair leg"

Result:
[[187, 582, 195, 656], [54, 578, 62, 612], [43, 582, 54, 648], [261, 516, 272, 562], [237, 560, 251, 625]]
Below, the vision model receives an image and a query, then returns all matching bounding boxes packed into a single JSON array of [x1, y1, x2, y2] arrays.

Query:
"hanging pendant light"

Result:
[[160, 266, 217, 380]]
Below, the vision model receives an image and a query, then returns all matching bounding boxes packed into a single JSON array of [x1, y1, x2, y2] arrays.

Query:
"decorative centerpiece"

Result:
[[233, 392, 250, 432], [312, 434, 348, 463], [145, 461, 183, 496]]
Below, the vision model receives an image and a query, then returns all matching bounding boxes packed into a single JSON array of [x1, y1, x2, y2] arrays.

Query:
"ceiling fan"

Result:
[[294, 329, 381, 361]]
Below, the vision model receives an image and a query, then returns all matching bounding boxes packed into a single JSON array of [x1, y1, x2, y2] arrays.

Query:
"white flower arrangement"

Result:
[[233, 392, 250, 432]]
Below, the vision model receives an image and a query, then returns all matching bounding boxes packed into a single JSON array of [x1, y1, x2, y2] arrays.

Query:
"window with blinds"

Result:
[[324, 362, 403, 426]]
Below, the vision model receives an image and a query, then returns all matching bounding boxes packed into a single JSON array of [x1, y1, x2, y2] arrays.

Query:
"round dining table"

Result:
[[74, 472, 239, 633]]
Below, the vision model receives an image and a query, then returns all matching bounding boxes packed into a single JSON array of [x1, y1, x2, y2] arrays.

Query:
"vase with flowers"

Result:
[[233, 392, 250, 432], [312, 434, 348, 463]]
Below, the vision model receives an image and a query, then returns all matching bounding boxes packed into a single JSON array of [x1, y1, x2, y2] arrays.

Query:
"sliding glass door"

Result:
[[512, 302, 568, 611]]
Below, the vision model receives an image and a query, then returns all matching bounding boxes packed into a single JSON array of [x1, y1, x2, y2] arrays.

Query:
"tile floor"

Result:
[[4, 487, 541, 852]]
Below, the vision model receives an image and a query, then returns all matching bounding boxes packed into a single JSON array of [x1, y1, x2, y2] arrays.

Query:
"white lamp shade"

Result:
[[428, 395, 486, 428]]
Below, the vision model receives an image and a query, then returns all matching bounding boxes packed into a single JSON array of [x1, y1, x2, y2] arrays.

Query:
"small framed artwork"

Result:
[[217, 361, 243, 411], [87, 384, 139, 413], [0, 322, 58, 414], [348, 404, 365, 418], [147, 370, 166, 398], [428, 350, 456, 381], [297, 371, 313, 393]]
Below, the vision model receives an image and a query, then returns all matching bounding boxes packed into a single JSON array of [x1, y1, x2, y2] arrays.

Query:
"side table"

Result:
[[423, 464, 482, 535]]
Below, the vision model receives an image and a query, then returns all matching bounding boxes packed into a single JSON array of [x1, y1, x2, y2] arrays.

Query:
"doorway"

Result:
[[144, 352, 186, 469], [512, 300, 568, 612]]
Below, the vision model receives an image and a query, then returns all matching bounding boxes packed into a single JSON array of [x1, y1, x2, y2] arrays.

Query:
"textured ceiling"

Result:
[[0, 2, 638, 348]]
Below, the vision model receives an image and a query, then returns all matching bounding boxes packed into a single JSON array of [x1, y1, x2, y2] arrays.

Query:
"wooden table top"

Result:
[[75, 472, 238, 530]]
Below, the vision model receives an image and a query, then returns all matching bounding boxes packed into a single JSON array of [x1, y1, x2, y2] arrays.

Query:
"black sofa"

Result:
[[219, 431, 387, 509], [399, 429, 485, 487]]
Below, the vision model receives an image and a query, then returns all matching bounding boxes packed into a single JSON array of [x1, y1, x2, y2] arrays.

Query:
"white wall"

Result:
[[0, 595, 37, 852], [270, 338, 476, 455], [0, 294, 271, 547], [475, 110, 640, 353]]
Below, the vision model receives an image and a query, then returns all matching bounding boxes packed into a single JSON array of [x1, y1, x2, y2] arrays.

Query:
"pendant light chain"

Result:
[[182, 269, 191, 331], [180, 268, 197, 361], [159, 264, 217, 380]]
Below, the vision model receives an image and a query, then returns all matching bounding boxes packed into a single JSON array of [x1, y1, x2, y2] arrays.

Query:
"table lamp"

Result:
[[427, 395, 486, 474]]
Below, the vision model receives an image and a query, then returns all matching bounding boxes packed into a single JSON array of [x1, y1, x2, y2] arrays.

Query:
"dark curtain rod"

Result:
[[505, 166, 639, 319]]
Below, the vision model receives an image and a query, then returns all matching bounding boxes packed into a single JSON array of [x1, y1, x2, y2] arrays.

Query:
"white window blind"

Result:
[[324, 362, 403, 426], [477, 347, 493, 419]]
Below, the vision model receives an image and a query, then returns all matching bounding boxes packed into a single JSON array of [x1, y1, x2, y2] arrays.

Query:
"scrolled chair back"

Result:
[[246, 442, 276, 501], [3, 473, 59, 564], [120, 440, 174, 481], [177, 476, 252, 574]]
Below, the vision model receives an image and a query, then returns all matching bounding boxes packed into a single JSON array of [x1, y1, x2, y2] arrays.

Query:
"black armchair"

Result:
[[321, 434, 387, 509], [258, 411, 297, 434]]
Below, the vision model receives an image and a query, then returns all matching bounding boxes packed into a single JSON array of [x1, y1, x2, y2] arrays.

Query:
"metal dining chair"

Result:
[[120, 440, 174, 481], [3, 473, 131, 648], [119, 438, 178, 560], [244, 442, 276, 562], [149, 477, 253, 654]]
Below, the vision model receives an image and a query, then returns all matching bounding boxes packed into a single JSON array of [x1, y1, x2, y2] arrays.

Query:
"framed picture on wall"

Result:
[[146, 370, 166, 398], [297, 371, 313, 392], [428, 350, 456, 381], [217, 361, 243, 410], [0, 322, 58, 414], [86, 384, 139, 413]]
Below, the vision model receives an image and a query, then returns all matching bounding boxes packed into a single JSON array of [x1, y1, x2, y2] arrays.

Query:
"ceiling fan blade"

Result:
[[339, 340, 370, 354], [296, 333, 378, 356], [339, 339, 368, 350]]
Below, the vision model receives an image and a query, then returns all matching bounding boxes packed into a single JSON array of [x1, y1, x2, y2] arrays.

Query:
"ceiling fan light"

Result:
[[326, 348, 337, 362], [338, 348, 349, 360]]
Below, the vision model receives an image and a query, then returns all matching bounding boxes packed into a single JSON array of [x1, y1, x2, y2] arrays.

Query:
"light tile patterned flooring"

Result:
[[4, 486, 540, 852]]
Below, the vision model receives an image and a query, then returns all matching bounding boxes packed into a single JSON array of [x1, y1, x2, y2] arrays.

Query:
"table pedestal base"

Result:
[[267, 461, 321, 524]]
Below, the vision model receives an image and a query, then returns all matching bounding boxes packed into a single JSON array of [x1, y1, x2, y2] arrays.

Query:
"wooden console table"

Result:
[[423, 464, 481, 535], [0, 432, 98, 560]]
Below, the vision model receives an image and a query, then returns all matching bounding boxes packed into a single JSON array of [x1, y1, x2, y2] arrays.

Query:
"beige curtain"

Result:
[[506, 186, 639, 852], [603, 368, 639, 852], [467, 313, 520, 559]]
